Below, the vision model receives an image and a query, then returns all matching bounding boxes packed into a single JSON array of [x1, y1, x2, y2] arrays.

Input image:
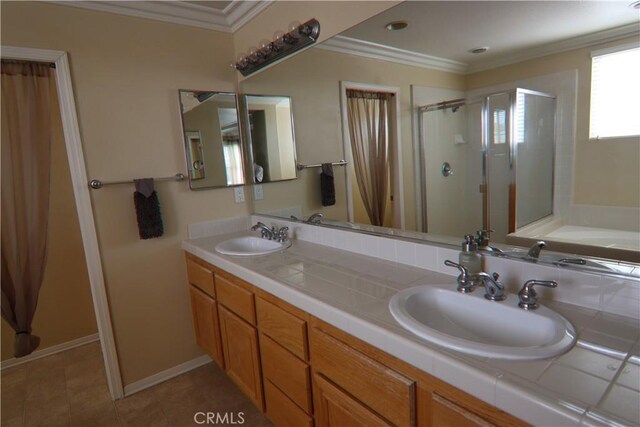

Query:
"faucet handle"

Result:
[[518, 279, 558, 310], [444, 260, 474, 293], [277, 227, 289, 242], [444, 260, 468, 276]]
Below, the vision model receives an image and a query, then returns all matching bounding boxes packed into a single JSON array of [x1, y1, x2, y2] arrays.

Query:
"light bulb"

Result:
[[288, 21, 301, 32]]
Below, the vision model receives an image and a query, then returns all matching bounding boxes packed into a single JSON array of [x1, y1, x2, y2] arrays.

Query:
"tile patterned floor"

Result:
[[1, 342, 272, 427]]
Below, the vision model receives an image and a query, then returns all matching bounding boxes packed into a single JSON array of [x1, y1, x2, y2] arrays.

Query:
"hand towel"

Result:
[[134, 178, 164, 239], [320, 163, 335, 206]]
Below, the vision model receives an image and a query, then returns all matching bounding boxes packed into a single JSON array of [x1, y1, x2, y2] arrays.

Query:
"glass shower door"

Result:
[[513, 89, 556, 228], [485, 92, 512, 243]]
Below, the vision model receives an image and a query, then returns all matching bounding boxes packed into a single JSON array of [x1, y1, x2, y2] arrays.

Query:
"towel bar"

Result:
[[296, 160, 347, 170], [89, 173, 186, 190]]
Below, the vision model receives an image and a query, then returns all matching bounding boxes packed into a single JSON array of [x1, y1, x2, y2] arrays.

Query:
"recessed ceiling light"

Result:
[[469, 46, 490, 54], [385, 21, 408, 31], [630, 0, 640, 9]]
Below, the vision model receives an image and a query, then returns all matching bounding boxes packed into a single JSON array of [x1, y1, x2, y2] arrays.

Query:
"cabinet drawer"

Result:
[[261, 334, 312, 413], [265, 380, 313, 427], [216, 275, 256, 325], [186, 258, 215, 297], [313, 373, 390, 427], [432, 393, 495, 427], [257, 298, 308, 360], [311, 328, 415, 426]]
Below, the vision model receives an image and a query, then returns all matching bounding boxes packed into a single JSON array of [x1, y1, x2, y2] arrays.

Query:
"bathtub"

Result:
[[545, 225, 640, 252]]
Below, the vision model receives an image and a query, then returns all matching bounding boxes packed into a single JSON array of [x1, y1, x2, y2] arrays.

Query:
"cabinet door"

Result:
[[218, 305, 264, 411], [189, 286, 224, 368], [314, 373, 391, 427]]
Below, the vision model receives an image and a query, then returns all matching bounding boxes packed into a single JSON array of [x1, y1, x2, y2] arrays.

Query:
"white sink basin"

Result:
[[215, 236, 290, 256], [389, 286, 576, 360]]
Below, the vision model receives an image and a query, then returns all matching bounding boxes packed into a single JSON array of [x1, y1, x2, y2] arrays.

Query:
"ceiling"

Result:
[[340, 1, 640, 71]]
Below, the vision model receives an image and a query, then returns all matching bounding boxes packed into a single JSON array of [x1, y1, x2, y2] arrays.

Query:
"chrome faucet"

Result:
[[518, 279, 558, 310], [527, 241, 546, 259], [251, 222, 275, 240], [471, 272, 506, 301], [475, 229, 503, 253], [305, 213, 323, 224], [444, 260, 475, 293]]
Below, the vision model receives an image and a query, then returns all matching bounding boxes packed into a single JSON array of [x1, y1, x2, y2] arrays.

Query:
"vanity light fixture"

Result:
[[469, 46, 490, 54], [233, 18, 320, 77], [385, 21, 408, 31]]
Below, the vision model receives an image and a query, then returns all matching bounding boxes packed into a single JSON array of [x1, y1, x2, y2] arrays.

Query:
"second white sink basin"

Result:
[[215, 236, 290, 256], [389, 286, 576, 360]]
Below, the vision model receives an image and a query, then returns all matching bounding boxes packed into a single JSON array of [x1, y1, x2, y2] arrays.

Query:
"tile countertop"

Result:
[[182, 232, 640, 427]]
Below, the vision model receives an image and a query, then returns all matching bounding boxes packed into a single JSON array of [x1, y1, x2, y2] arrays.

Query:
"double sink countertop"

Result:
[[183, 232, 640, 427]]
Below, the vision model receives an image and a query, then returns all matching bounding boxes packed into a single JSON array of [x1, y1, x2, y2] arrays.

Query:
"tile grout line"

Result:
[[593, 352, 633, 410]]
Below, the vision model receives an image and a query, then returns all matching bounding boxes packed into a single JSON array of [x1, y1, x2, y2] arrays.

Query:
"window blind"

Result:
[[589, 46, 640, 139]]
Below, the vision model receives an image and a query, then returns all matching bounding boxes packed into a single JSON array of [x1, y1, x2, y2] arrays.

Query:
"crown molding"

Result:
[[318, 24, 640, 76], [49, 0, 273, 33], [317, 35, 469, 74], [224, 0, 273, 32], [468, 23, 640, 73]]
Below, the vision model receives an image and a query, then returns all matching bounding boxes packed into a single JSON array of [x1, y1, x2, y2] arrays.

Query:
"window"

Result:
[[493, 108, 507, 144], [514, 92, 525, 144], [589, 45, 640, 139]]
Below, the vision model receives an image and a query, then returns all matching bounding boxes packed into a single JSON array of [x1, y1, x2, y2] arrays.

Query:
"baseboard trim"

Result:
[[1, 333, 100, 370], [123, 354, 212, 397]]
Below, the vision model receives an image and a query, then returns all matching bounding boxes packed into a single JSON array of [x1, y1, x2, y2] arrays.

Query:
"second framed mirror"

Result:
[[242, 94, 297, 184]]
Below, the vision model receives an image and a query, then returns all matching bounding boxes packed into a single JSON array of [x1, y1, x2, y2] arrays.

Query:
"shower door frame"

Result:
[[418, 87, 557, 238]]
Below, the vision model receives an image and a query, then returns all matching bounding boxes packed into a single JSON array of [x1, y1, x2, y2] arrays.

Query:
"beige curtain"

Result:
[[1, 61, 53, 357], [346, 89, 391, 226]]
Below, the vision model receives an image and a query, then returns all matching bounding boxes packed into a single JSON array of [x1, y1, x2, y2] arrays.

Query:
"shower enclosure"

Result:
[[418, 88, 556, 244]]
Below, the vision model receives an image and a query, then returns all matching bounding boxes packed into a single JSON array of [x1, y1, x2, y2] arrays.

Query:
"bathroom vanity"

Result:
[[182, 221, 640, 427], [184, 251, 525, 427]]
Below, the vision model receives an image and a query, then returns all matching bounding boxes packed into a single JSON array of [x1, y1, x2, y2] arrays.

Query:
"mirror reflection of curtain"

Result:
[[1, 60, 53, 357], [223, 139, 243, 186], [346, 89, 391, 226]]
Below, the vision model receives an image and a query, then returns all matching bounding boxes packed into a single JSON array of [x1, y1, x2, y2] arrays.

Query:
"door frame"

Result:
[[1, 46, 124, 400], [339, 81, 405, 229]]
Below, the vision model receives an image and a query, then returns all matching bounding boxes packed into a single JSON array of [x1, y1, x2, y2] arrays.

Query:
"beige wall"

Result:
[[1, 2, 248, 385], [467, 37, 640, 208], [243, 47, 466, 230], [1, 76, 98, 361]]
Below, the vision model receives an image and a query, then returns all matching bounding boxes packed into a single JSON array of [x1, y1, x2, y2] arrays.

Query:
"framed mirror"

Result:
[[179, 90, 245, 189], [242, 94, 297, 184]]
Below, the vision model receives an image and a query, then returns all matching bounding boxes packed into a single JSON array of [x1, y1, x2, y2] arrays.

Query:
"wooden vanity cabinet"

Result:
[[215, 271, 264, 412], [186, 256, 224, 368], [185, 254, 527, 427]]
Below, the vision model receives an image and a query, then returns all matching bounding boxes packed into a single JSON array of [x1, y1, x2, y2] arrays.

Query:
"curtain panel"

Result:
[[1, 60, 54, 357], [346, 89, 392, 227]]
